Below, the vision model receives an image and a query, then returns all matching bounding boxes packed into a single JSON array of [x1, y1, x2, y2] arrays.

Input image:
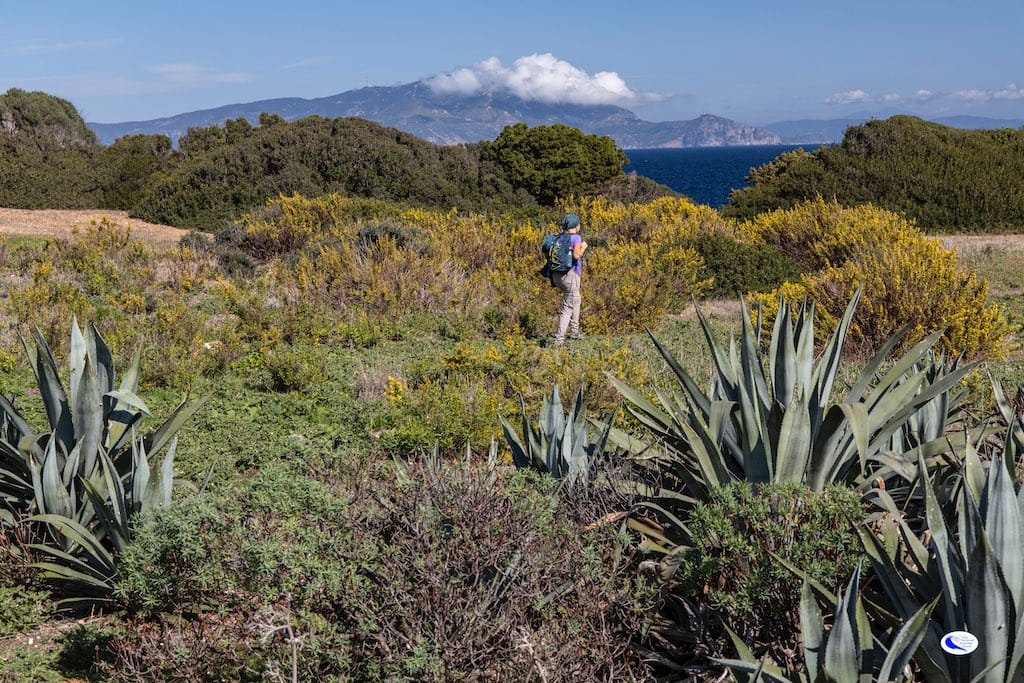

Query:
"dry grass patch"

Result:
[[0, 208, 195, 248]]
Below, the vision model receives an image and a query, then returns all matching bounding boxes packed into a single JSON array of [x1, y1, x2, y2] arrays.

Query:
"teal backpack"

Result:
[[541, 233, 574, 276]]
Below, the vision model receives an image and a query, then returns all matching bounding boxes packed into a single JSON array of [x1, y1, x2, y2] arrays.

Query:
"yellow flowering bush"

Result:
[[745, 200, 1015, 358], [243, 193, 717, 337]]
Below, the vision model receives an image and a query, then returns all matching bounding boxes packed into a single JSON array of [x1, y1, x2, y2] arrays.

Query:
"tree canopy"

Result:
[[482, 122, 628, 205]]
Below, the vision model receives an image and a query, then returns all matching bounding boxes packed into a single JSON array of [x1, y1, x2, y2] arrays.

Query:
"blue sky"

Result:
[[3, 1, 1022, 125]]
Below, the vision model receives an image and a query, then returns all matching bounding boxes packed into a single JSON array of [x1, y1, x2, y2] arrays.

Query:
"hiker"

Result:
[[551, 213, 588, 347]]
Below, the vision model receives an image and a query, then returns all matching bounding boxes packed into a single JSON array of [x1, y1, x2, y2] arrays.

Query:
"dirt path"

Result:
[[0, 208, 193, 247]]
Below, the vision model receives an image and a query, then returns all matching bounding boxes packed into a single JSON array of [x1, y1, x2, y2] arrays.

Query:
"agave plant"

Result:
[[499, 384, 613, 487], [859, 430, 1024, 683], [720, 565, 934, 682], [0, 320, 203, 601], [611, 291, 973, 553]]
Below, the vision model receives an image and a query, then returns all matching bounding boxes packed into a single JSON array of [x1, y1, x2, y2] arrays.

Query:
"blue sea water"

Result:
[[623, 144, 811, 208]]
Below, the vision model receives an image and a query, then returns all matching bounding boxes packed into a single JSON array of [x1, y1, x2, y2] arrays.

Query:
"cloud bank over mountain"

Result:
[[424, 54, 658, 106], [825, 84, 1024, 109]]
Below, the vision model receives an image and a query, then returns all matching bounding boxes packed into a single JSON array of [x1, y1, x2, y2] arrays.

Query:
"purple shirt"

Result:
[[569, 234, 583, 276]]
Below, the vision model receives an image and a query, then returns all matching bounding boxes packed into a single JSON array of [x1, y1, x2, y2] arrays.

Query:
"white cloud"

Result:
[[880, 93, 903, 104], [993, 83, 1024, 100], [425, 54, 650, 105], [915, 89, 935, 101], [953, 89, 988, 102], [825, 89, 873, 105]]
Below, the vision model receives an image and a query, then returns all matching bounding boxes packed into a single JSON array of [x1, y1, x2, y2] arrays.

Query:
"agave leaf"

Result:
[[542, 386, 565, 477], [608, 374, 673, 434], [921, 455, 964, 628], [876, 597, 937, 683], [966, 532, 1013, 682], [69, 318, 86, 415], [715, 659, 793, 683], [74, 355, 103, 477], [0, 393, 34, 440], [81, 477, 129, 553], [158, 437, 176, 508], [677, 410, 732, 489], [812, 288, 861, 409], [599, 423, 651, 456], [118, 345, 143, 397], [27, 513, 115, 568], [736, 375, 771, 482], [27, 560, 114, 590], [646, 330, 712, 417], [849, 365, 975, 479], [131, 438, 151, 515], [39, 438, 71, 518], [768, 300, 793, 406], [981, 455, 1024, 613], [499, 415, 530, 469], [799, 579, 825, 682], [693, 302, 736, 399], [864, 331, 945, 405], [838, 402, 870, 473], [96, 445, 128, 538], [105, 390, 151, 416], [146, 395, 207, 458], [105, 410, 144, 459], [738, 298, 771, 407], [33, 330, 74, 455], [718, 623, 792, 682], [793, 303, 816, 406], [823, 568, 862, 683], [775, 387, 812, 484], [88, 323, 116, 397]]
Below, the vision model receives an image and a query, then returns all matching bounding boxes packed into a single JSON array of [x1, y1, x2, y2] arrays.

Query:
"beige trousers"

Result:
[[553, 269, 581, 343]]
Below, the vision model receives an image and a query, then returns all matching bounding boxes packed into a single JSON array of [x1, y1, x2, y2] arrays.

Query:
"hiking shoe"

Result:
[[568, 333, 586, 341]]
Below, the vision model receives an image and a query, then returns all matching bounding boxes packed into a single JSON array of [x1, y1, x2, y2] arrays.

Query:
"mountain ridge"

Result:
[[87, 81, 782, 149]]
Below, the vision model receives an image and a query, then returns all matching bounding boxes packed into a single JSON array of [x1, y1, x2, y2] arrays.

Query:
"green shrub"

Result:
[[0, 648, 64, 683], [0, 585, 51, 638], [688, 230, 802, 296], [673, 482, 865, 668], [248, 344, 325, 393], [116, 463, 363, 616]]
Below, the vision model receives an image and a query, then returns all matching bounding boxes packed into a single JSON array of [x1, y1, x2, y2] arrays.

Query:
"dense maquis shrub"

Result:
[[129, 116, 527, 231], [111, 461, 651, 681], [724, 115, 1024, 233], [671, 482, 865, 670], [687, 230, 802, 296]]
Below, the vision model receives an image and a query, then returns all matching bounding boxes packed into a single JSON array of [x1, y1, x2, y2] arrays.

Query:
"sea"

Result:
[[623, 144, 812, 208]]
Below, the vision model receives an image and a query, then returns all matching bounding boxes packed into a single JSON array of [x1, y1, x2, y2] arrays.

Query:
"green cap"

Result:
[[560, 213, 580, 231]]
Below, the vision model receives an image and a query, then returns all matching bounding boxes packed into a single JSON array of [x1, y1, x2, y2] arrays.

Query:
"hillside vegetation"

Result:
[[724, 115, 1024, 232], [0, 89, 669, 232]]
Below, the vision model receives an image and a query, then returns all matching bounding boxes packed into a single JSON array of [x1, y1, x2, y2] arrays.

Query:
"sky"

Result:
[[3, 1, 1023, 126]]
